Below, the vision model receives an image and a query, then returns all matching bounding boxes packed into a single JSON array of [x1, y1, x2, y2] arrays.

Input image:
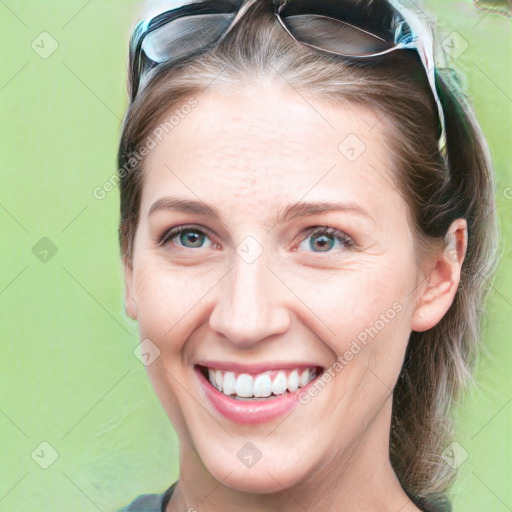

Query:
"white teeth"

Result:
[[223, 371, 236, 395], [235, 374, 253, 398], [208, 369, 217, 389], [215, 370, 223, 392], [253, 373, 272, 397], [271, 371, 288, 396], [205, 366, 318, 399], [287, 369, 299, 392], [299, 369, 310, 387]]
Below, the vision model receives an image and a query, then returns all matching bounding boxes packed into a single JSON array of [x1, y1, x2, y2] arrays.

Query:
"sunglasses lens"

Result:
[[283, 14, 395, 56], [142, 13, 236, 64]]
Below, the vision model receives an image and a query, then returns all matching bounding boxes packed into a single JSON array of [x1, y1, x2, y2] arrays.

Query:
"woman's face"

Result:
[[124, 85, 431, 494]]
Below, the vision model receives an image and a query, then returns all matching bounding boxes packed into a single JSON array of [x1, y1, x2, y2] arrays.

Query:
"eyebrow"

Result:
[[149, 197, 220, 219], [148, 196, 374, 226]]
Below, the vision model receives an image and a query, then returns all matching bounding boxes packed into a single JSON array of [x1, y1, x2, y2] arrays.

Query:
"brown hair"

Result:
[[117, 0, 499, 504]]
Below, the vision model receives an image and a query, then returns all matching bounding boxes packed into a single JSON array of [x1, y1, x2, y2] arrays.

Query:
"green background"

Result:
[[1, 1, 510, 511]]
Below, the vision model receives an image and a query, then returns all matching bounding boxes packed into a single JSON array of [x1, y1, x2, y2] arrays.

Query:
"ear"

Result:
[[411, 218, 468, 332], [123, 256, 138, 321]]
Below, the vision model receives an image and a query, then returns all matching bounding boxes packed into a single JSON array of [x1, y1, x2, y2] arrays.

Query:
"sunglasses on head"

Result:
[[129, 0, 447, 159]]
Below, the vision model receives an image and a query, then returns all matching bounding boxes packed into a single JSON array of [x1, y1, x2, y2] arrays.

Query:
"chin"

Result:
[[217, 464, 308, 494], [197, 444, 316, 494]]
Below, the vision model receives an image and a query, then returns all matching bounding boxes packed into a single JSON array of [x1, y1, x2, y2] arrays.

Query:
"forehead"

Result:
[[140, 85, 402, 219]]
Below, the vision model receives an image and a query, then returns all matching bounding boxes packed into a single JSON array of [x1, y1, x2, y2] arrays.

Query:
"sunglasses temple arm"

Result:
[[392, 0, 448, 156], [411, 39, 447, 152]]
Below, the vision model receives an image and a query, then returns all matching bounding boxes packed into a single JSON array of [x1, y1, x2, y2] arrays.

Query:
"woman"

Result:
[[117, 1, 498, 511]]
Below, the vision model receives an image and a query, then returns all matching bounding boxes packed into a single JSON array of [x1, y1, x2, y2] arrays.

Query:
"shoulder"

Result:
[[117, 492, 165, 512], [415, 495, 452, 512]]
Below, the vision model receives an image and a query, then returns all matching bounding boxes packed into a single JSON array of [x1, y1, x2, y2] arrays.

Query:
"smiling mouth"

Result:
[[196, 365, 324, 401]]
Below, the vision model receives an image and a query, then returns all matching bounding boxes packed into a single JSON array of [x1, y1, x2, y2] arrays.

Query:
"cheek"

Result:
[[284, 256, 414, 339], [132, 256, 224, 345], [279, 254, 417, 392], [341, 264, 416, 388]]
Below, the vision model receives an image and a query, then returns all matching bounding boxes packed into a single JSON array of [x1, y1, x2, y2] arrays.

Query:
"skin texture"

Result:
[[123, 83, 467, 512]]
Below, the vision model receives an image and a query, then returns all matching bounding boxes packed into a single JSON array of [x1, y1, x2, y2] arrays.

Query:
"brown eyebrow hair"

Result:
[[148, 197, 375, 229]]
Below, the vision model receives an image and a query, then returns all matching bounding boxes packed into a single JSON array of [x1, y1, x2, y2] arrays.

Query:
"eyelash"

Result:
[[159, 224, 217, 249], [158, 225, 354, 252], [299, 226, 354, 251]]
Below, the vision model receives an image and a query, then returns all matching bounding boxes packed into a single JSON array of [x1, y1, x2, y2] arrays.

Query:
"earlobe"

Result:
[[411, 219, 468, 332], [123, 257, 138, 321]]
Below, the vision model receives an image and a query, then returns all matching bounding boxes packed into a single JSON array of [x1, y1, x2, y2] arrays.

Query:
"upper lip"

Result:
[[195, 361, 324, 374]]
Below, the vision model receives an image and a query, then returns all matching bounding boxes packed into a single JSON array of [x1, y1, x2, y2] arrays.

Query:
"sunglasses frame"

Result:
[[129, 0, 447, 162]]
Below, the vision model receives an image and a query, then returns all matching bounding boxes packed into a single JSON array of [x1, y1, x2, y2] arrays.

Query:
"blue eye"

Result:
[[159, 225, 353, 253], [298, 227, 353, 253], [160, 226, 214, 249]]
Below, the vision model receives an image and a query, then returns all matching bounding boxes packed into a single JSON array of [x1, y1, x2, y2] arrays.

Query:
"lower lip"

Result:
[[195, 366, 320, 425]]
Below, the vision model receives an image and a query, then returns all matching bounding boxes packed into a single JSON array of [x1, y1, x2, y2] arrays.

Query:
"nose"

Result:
[[208, 253, 292, 348]]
